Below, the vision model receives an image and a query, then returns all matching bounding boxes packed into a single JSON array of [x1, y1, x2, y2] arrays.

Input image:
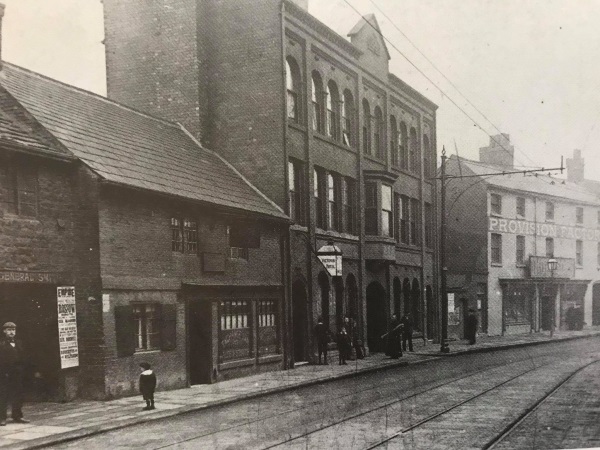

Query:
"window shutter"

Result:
[[115, 305, 135, 357], [161, 304, 177, 351]]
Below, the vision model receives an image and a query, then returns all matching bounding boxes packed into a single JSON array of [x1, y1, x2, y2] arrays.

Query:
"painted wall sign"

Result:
[[489, 217, 600, 242], [57, 286, 79, 369], [0, 270, 60, 283]]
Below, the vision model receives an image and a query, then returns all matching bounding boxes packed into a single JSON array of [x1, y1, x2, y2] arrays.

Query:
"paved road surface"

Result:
[[48, 337, 600, 449]]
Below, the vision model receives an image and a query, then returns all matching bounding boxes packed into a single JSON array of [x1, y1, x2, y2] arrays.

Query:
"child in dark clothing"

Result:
[[139, 362, 157, 410]]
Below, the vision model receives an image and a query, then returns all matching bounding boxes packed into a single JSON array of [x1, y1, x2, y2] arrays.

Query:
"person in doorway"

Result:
[[336, 326, 351, 365], [314, 317, 330, 365], [400, 313, 414, 352], [0, 322, 30, 425], [139, 362, 157, 410], [350, 317, 365, 359], [465, 309, 478, 345], [382, 313, 403, 358]]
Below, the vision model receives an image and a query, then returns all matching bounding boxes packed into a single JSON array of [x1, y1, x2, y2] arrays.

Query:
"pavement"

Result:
[[1, 328, 599, 449]]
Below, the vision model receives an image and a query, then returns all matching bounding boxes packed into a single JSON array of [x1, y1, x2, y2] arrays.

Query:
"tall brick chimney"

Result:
[[0, 3, 5, 66], [479, 133, 514, 168], [566, 149, 585, 183]]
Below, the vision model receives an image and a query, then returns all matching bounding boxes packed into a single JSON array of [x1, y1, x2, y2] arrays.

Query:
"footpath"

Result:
[[1, 328, 599, 449]]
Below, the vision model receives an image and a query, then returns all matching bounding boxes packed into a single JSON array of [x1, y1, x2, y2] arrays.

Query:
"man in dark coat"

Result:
[[314, 317, 330, 365], [400, 313, 414, 352], [336, 326, 351, 365], [0, 322, 30, 425], [465, 309, 478, 345], [382, 314, 403, 358]]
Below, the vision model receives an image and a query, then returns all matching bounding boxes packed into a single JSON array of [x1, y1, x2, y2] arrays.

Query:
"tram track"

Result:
[[364, 358, 600, 450], [483, 359, 600, 450], [153, 357, 553, 449]]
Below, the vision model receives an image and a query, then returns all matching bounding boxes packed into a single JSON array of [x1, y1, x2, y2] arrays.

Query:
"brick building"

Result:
[[446, 135, 600, 338], [0, 60, 288, 399], [102, 0, 440, 360]]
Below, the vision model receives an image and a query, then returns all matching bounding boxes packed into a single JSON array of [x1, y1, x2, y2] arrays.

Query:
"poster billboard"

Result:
[[57, 286, 79, 369]]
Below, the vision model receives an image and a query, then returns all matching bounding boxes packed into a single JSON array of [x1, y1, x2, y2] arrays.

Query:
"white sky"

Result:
[[2, 0, 600, 180]]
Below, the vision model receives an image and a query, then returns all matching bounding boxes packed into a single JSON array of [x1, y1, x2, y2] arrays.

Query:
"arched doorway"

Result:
[[393, 277, 402, 316], [411, 279, 421, 331], [593, 283, 600, 325], [318, 272, 331, 331], [426, 285, 434, 340], [403, 278, 411, 317], [346, 274, 358, 321], [292, 279, 308, 363], [334, 278, 345, 331], [366, 282, 387, 352]]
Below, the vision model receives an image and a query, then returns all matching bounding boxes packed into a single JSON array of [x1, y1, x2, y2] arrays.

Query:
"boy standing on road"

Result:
[[0, 322, 30, 425]]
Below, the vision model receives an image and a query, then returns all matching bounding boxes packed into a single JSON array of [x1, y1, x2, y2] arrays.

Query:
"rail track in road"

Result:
[[50, 339, 600, 450], [363, 359, 600, 450]]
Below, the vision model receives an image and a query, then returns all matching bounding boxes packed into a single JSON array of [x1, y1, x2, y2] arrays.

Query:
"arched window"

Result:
[[362, 99, 372, 155], [374, 106, 384, 159], [326, 81, 340, 141], [390, 116, 398, 167], [311, 71, 324, 133], [342, 89, 354, 147], [286, 57, 301, 123], [409, 127, 419, 173], [399, 122, 408, 170], [423, 134, 432, 178]]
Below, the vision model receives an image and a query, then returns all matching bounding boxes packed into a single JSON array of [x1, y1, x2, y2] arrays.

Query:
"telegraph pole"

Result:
[[440, 147, 450, 353]]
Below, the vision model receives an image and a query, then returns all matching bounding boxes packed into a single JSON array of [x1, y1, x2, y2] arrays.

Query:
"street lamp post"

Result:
[[548, 258, 558, 338], [440, 147, 450, 353]]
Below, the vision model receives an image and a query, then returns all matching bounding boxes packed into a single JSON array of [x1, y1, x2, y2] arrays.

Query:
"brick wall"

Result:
[[103, 0, 205, 140], [103, 0, 287, 208], [97, 185, 284, 286]]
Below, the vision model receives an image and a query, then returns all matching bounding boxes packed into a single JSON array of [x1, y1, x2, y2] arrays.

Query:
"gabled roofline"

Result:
[[347, 13, 391, 61], [284, 0, 362, 59], [2, 61, 180, 130]]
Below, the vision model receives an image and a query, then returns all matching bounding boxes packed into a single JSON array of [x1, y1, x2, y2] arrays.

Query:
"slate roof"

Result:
[[0, 85, 72, 159], [449, 155, 600, 205], [0, 63, 287, 220]]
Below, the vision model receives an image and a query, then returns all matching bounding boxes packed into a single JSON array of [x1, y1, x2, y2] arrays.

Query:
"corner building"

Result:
[[446, 135, 600, 338], [102, 0, 439, 361]]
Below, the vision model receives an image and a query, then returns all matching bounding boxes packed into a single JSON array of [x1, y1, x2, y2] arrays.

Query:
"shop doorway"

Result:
[[292, 280, 308, 363], [0, 284, 60, 401], [592, 284, 600, 326], [541, 296, 553, 331], [189, 300, 212, 384], [366, 282, 386, 352]]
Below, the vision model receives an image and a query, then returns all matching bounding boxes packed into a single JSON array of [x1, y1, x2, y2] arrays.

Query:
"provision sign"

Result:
[[489, 217, 600, 242], [57, 286, 79, 369]]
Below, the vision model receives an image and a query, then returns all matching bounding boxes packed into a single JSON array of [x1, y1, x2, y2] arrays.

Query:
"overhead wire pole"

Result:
[[439, 147, 449, 353], [436, 151, 564, 354]]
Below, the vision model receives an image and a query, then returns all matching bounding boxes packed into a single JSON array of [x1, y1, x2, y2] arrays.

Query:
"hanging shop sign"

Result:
[[57, 286, 79, 369], [489, 217, 600, 242], [317, 242, 343, 277]]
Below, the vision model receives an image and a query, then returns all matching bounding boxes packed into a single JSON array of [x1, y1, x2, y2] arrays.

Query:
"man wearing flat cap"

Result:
[[0, 322, 30, 425]]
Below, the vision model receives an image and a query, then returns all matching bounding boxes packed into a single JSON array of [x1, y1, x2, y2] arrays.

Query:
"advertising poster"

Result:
[[57, 286, 79, 369]]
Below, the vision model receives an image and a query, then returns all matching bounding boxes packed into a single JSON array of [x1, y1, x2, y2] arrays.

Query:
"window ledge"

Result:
[[315, 229, 359, 242], [288, 120, 306, 132], [490, 263, 503, 267], [290, 224, 309, 232], [258, 354, 283, 364], [134, 349, 161, 355], [313, 132, 356, 153], [516, 264, 527, 268], [218, 358, 255, 371]]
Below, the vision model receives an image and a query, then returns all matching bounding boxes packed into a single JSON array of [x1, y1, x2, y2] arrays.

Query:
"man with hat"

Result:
[[0, 322, 30, 425]]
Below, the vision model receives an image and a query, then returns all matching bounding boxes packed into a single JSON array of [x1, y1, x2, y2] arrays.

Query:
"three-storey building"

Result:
[[102, 0, 440, 361], [446, 135, 600, 337]]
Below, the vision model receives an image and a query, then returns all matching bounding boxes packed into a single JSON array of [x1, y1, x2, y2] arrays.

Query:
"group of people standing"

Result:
[[314, 313, 415, 365], [314, 316, 365, 365], [382, 313, 414, 359]]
